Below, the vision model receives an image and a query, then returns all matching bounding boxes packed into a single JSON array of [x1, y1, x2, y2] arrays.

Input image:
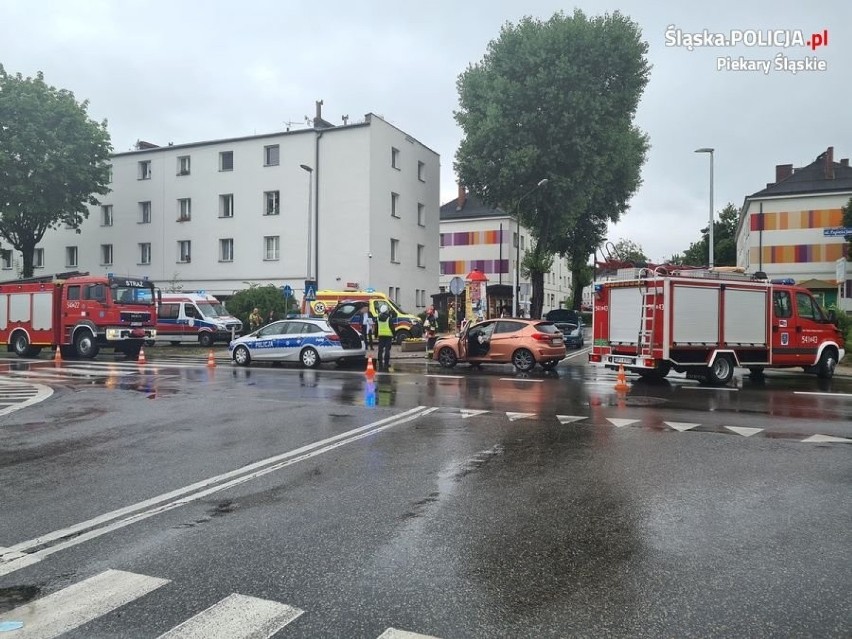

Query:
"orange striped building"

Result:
[[736, 146, 852, 308]]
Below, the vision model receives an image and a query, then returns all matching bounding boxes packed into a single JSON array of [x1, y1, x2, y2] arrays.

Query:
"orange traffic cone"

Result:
[[54, 347, 62, 362], [207, 350, 216, 367], [614, 363, 629, 392], [365, 356, 375, 379], [137, 347, 147, 365]]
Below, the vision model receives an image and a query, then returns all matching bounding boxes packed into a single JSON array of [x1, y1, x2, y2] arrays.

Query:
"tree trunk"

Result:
[[530, 270, 545, 319], [19, 242, 35, 279]]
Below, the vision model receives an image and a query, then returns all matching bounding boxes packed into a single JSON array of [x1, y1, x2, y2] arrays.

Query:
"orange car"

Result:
[[432, 318, 567, 372]]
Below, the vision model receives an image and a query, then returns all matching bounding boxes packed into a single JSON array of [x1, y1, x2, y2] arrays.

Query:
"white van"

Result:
[[156, 292, 242, 347]]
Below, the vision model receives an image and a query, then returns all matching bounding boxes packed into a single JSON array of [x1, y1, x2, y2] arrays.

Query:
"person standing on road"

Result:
[[376, 304, 396, 370], [361, 309, 375, 349], [424, 305, 438, 359]]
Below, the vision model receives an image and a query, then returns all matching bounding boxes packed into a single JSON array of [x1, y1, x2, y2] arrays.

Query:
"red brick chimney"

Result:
[[775, 164, 793, 182], [456, 184, 467, 211], [824, 146, 834, 179]]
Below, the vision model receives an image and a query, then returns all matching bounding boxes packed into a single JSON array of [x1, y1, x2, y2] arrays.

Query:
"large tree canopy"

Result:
[[0, 65, 112, 277], [455, 9, 650, 317], [677, 202, 739, 267]]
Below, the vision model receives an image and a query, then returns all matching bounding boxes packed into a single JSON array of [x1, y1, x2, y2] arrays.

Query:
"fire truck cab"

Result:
[[589, 267, 846, 386]]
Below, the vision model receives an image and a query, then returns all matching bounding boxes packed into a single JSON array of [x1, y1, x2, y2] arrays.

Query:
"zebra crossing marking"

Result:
[[157, 593, 304, 639], [725, 426, 764, 437], [664, 421, 700, 432], [0, 569, 168, 639], [556, 415, 587, 424], [378, 628, 442, 639], [606, 418, 639, 428]]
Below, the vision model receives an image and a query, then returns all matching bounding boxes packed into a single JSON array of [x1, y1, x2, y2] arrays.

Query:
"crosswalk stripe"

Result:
[[377, 628, 442, 639], [0, 569, 169, 638], [157, 593, 303, 639]]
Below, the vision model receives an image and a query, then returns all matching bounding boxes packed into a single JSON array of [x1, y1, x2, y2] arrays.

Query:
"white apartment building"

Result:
[[439, 188, 573, 316], [29, 110, 441, 312]]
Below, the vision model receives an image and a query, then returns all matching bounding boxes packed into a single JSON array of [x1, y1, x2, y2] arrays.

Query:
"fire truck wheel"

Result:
[[437, 347, 457, 368], [74, 330, 100, 359], [300, 347, 320, 369], [198, 332, 215, 348], [512, 348, 536, 372], [706, 355, 734, 386], [638, 361, 671, 380], [12, 332, 31, 358], [233, 345, 251, 366], [815, 348, 838, 379]]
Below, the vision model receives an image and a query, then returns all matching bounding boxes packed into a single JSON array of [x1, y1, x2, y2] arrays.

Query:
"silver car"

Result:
[[229, 301, 367, 368]]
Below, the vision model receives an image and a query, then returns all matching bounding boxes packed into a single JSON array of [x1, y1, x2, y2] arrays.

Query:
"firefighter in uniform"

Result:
[[376, 304, 396, 371]]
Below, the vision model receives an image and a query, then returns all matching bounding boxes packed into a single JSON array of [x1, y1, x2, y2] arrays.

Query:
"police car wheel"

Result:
[[233, 345, 251, 366], [301, 347, 320, 368], [199, 333, 214, 348]]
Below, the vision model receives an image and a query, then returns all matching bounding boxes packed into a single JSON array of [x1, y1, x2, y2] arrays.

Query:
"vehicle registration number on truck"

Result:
[[611, 356, 633, 364]]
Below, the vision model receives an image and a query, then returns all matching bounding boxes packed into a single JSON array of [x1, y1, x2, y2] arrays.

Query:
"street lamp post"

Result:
[[300, 164, 313, 279], [694, 148, 714, 268], [514, 178, 549, 316]]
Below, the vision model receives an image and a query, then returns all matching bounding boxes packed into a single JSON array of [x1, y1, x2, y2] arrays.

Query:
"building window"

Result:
[[417, 244, 425, 268], [391, 192, 400, 218], [391, 147, 400, 169], [390, 238, 400, 263], [220, 151, 234, 171], [139, 201, 152, 224], [178, 198, 191, 221], [219, 238, 234, 262], [177, 155, 191, 176], [417, 161, 425, 181], [264, 145, 279, 166], [138, 160, 151, 180], [34, 248, 44, 268], [220, 194, 234, 218], [521, 235, 525, 250], [65, 246, 78, 268], [106, 166, 113, 183], [101, 205, 113, 227], [417, 203, 425, 227], [0, 249, 12, 270], [178, 240, 191, 263], [264, 191, 280, 216], [139, 243, 151, 265], [264, 236, 280, 261], [100, 244, 113, 266]]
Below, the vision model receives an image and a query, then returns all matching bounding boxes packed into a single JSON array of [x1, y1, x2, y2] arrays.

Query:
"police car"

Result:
[[229, 301, 367, 368]]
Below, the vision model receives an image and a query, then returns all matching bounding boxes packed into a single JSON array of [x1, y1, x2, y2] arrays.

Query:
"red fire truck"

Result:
[[589, 267, 846, 386], [0, 271, 158, 359]]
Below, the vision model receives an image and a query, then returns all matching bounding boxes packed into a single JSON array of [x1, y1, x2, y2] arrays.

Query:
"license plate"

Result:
[[552, 338, 563, 344], [611, 356, 633, 364]]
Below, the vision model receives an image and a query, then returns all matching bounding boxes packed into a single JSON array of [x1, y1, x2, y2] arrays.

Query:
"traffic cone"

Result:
[[365, 356, 375, 379], [54, 347, 62, 362], [207, 350, 216, 367], [614, 363, 629, 392], [137, 347, 147, 365]]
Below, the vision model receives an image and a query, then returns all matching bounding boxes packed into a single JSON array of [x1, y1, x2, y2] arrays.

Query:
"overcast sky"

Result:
[[2, 0, 850, 264]]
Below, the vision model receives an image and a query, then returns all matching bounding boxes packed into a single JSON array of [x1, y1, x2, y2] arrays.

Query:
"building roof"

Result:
[[749, 148, 852, 198], [440, 191, 508, 221]]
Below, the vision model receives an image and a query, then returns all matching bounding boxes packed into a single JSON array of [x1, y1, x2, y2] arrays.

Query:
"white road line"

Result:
[[801, 434, 852, 444], [378, 629, 442, 639], [682, 386, 739, 391], [794, 391, 852, 398], [0, 383, 53, 418], [0, 569, 169, 639], [425, 374, 463, 379], [157, 593, 303, 639], [498, 377, 543, 383], [0, 407, 434, 576]]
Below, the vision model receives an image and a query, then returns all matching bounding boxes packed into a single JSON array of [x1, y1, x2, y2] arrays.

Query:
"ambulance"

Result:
[[306, 290, 423, 344], [156, 292, 243, 347]]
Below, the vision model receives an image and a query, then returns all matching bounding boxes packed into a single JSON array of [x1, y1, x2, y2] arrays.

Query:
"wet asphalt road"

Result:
[[0, 350, 850, 638]]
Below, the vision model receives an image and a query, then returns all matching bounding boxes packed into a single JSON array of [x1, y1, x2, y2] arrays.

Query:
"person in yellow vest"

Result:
[[376, 304, 397, 371]]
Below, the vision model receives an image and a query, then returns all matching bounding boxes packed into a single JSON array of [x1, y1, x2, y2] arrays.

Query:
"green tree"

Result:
[[611, 238, 648, 264], [842, 196, 852, 260], [227, 284, 298, 333], [455, 9, 650, 320], [0, 66, 112, 277], [680, 202, 739, 267]]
